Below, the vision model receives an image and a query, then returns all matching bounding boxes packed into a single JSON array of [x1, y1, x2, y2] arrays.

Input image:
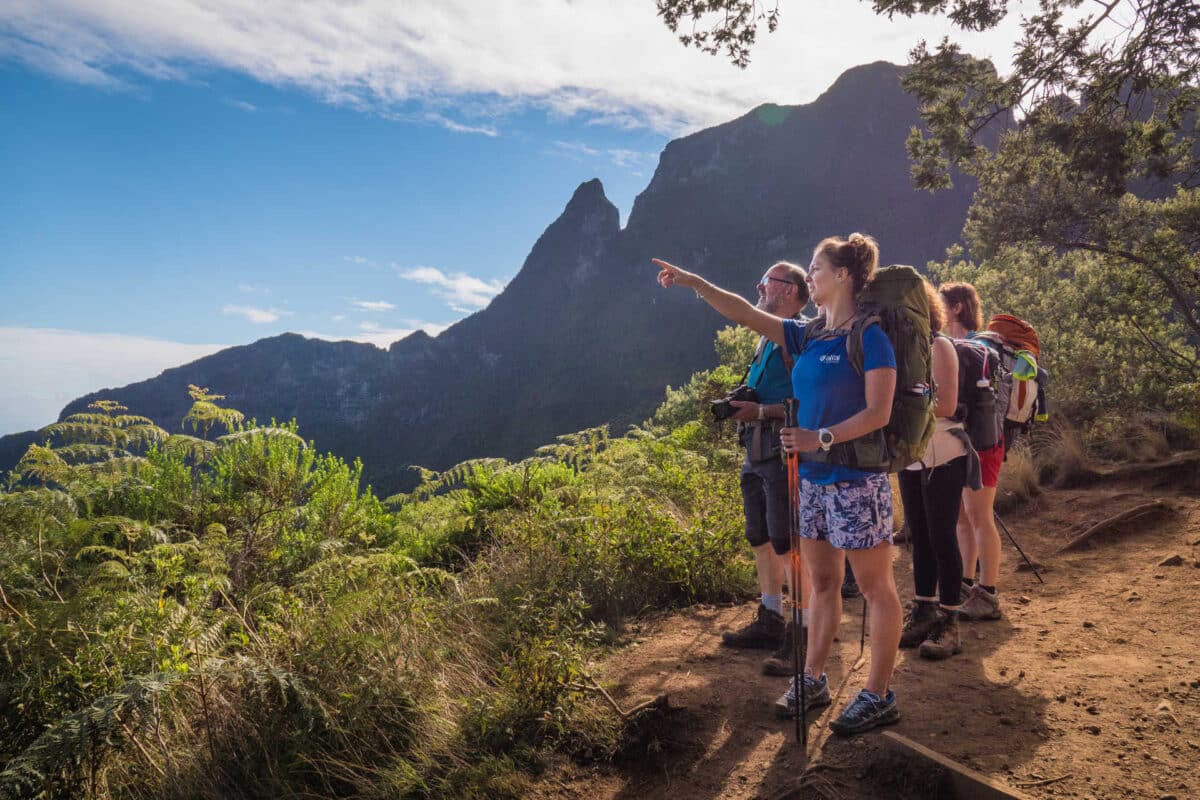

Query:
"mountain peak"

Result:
[[564, 178, 609, 213]]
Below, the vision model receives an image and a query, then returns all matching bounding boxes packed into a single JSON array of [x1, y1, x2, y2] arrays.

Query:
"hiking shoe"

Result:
[[721, 604, 785, 649], [762, 620, 805, 676], [899, 600, 939, 648], [829, 689, 900, 736], [918, 610, 962, 660], [774, 672, 831, 718], [959, 585, 1002, 621], [841, 575, 862, 600]]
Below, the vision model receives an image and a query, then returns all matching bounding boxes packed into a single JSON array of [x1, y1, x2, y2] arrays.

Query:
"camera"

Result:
[[710, 384, 759, 421]]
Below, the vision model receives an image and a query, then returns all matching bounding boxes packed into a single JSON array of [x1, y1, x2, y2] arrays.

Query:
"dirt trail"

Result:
[[535, 471, 1200, 800]]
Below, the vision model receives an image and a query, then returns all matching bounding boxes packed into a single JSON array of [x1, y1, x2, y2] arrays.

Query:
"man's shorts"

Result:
[[798, 472, 893, 551], [977, 440, 1005, 488], [741, 456, 790, 555]]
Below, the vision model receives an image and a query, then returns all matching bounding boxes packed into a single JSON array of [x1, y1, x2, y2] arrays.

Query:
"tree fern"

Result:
[[0, 672, 180, 798]]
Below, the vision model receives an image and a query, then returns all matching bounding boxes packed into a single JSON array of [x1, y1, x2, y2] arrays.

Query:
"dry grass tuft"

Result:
[[996, 441, 1040, 514]]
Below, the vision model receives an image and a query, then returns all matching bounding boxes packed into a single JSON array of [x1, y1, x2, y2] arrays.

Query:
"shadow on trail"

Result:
[[604, 604, 796, 800], [758, 582, 1051, 798]]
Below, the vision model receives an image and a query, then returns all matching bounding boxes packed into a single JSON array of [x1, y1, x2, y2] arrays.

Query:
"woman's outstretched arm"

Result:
[[652, 258, 787, 347]]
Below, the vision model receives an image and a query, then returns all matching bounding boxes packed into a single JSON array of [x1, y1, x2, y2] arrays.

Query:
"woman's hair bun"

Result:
[[846, 233, 877, 270]]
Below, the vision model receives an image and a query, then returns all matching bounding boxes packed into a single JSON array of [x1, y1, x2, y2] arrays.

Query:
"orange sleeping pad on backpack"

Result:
[[986, 314, 1040, 358]]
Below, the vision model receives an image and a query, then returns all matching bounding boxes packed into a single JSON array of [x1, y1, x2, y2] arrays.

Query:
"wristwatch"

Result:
[[818, 428, 835, 451], [758, 404, 767, 421]]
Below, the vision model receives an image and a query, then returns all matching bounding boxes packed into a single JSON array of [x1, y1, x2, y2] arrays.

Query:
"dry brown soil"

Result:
[[534, 460, 1200, 800]]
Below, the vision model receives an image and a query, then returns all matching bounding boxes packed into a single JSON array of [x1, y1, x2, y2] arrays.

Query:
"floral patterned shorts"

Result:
[[798, 473, 894, 550]]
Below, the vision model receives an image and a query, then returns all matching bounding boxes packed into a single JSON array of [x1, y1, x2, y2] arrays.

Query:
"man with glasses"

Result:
[[721, 261, 812, 676]]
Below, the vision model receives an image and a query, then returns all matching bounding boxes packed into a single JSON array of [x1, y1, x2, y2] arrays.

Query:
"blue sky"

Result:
[[0, 0, 1035, 435]]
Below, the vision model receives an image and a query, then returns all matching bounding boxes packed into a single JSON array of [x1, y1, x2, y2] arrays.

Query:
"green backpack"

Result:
[[797, 264, 936, 473]]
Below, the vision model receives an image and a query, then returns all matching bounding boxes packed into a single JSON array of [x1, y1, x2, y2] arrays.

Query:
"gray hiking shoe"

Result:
[[721, 604, 785, 649], [830, 689, 899, 736], [761, 620, 805, 676], [899, 600, 939, 648], [918, 610, 962, 660], [959, 585, 1002, 621], [774, 672, 831, 718]]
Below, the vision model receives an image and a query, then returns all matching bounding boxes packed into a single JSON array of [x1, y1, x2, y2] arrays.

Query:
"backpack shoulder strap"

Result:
[[796, 316, 826, 356], [845, 314, 881, 377]]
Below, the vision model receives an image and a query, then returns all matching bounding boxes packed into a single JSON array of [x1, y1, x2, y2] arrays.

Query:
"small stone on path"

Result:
[[1158, 554, 1184, 567]]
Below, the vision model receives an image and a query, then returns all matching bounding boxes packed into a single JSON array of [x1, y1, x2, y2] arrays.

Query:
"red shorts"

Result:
[[978, 440, 1005, 488]]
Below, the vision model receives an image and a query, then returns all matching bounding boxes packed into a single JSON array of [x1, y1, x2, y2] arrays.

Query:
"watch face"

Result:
[[819, 429, 834, 446]]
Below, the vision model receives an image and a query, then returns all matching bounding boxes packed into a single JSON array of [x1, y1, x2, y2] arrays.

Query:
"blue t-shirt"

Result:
[[746, 338, 793, 404], [782, 318, 897, 484]]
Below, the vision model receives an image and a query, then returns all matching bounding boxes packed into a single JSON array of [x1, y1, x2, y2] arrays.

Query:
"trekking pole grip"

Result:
[[784, 398, 798, 428]]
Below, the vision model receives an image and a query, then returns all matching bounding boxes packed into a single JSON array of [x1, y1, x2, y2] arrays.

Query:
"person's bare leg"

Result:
[[963, 486, 1001, 587], [753, 542, 784, 597], [845, 542, 902, 696], [956, 500, 977, 583], [800, 538, 843, 677]]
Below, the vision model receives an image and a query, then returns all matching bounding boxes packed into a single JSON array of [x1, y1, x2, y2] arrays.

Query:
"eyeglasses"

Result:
[[758, 276, 798, 289]]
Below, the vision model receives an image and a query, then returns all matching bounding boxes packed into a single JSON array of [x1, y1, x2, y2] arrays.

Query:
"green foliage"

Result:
[[930, 243, 1198, 433], [0, 355, 755, 798], [656, 0, 780, 68]]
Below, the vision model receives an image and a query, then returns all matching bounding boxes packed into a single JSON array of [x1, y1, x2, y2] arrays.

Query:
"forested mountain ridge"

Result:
[[0, 61, 981, 494]]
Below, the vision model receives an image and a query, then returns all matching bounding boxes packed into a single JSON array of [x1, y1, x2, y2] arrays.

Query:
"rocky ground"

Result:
[[532, 457, 1200, 799]]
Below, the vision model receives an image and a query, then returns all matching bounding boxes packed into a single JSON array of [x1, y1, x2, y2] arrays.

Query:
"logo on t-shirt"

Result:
[[819, 354, 841, 364]]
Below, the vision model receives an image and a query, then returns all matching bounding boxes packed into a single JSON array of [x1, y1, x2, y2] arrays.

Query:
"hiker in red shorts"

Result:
[[939, 282, 1004, 621]]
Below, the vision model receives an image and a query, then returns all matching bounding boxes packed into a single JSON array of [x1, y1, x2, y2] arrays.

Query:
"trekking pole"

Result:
[[994, 511, 1044, 584], [784, 398, 806, 746], [859, 591, 867, 659]]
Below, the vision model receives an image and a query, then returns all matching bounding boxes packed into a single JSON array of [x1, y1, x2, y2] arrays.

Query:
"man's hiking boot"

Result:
[[721, 604, 785, 649], [899, 600, 939, 648], [960, 585, 1002, 621], [918, 610, 962, 660], [774, 672, 831, 718], [830, 689, 899, 736], [761, 620, 805, 676], [841, 574, 862, 600]]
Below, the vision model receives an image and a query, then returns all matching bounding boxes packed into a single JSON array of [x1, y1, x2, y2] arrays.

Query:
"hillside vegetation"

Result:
[[0, 345, 755, 800]]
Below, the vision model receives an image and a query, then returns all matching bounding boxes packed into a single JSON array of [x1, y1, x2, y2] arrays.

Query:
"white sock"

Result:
[[762, 593, 782, 614]]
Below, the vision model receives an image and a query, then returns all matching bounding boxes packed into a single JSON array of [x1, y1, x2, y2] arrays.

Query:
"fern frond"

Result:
[[184, 399, 245, 435], [45, 420, 119, 446], [79, 455, 148, 475], [53, 443, 119, 464], [112, 414, 157, 428], [161, 434, 217, 462], [86, 399, 129, 415], [15, 444, 70, 485], [0, 672, 179, 797], [121, 423, 168, 447], [76, 545, 130, 563], [216, 427, 306, 447]]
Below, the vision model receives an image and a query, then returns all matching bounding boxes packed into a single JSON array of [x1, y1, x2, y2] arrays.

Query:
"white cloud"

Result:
[[0, 0, 1038, 135], [554, 140, 601, 158], [225, 97, 257, 112], [398, 265, 506, 313], [0, 327, 226, 435], [352, 300, 395, 312], [222, 304, 289, 323], [342, 255, 369, 264]]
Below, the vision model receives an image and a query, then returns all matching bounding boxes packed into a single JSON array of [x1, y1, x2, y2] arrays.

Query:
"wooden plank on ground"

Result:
[[879, 731, 1035, 800]]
